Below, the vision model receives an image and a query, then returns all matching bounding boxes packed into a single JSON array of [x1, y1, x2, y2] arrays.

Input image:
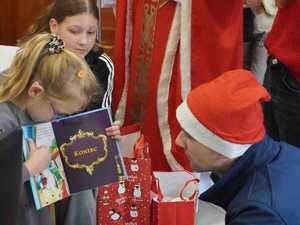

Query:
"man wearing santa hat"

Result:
[[176, 69, 300, 224]]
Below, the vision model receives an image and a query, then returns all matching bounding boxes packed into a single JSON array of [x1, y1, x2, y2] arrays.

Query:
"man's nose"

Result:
[[175, 131, 184, 147]]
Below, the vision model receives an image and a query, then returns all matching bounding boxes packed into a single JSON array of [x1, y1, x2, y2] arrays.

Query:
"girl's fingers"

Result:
[[106, 126, 119, 131], [112, 120, 121, 126], [106, 121, 121, 139], [106, 125, 120, 133], [27, 138, 36, 152], [106, 130, 121, 136]]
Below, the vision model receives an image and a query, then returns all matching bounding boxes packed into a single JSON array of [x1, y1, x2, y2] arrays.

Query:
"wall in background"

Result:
[[100, 8, 115, 60], [0, 0, 52, 45], [0, 1, 116, 59]]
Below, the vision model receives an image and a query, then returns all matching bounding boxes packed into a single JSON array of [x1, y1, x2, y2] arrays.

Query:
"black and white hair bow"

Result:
[[48, 34, 64, 54]]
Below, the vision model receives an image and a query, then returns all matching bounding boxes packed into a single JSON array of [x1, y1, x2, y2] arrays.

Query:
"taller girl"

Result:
[[20, 0, 114, 110]]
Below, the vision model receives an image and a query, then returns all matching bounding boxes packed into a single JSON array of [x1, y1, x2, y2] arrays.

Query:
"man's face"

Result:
[[175, 131, 227, 172]]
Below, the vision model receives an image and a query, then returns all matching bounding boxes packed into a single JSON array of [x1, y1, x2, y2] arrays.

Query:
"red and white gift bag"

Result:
[[98, 127, 151, 225], [151, 171, 200, 225], [98, 181, 127, 224]]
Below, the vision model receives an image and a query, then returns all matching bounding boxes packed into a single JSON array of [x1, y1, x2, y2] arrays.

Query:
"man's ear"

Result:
[[28, 81, 45, 97], [49, 18, 59, 34]]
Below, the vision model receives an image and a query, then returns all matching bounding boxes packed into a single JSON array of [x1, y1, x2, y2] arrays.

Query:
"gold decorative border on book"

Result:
[[60, 129, 109, 175]]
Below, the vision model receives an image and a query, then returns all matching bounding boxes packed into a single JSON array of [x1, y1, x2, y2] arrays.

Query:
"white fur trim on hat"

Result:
[[176, 101, 251, 159]]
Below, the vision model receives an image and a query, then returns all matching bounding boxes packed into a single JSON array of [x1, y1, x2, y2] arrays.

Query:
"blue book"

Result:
[[22, 108, 127, 210]]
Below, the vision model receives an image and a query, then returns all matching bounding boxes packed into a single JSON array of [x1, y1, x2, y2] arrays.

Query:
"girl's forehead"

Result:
[[61, 13, 98, 26]]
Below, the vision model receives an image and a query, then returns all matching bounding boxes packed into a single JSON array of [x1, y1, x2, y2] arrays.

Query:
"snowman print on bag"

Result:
[[109, 209, 121, 221], [103, 190, 110, 204], [118, 180, 126, 194], [130, 205, 138, 218], [133, 184, 142, 198], [130, 159, 139, 172]]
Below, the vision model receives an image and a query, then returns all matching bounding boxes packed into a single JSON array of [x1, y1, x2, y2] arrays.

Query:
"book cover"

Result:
[[52, 108, 127, 193], [22, 108, 126, 209], [22, 123, 70, 210]]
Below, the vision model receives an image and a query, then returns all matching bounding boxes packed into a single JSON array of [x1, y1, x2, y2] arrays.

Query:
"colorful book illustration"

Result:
[[22, 108, 127, 210]]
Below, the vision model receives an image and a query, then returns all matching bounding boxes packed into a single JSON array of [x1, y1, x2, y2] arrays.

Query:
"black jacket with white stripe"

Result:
[[85, 48, 114, 110]]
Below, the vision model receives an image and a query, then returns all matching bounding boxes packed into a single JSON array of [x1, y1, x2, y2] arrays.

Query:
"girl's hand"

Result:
[[106, 120, 121, 140], [24, 139, 52, 176]]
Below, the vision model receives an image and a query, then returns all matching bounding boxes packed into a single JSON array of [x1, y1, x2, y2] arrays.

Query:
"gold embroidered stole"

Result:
[[129, 0, 171, 123]]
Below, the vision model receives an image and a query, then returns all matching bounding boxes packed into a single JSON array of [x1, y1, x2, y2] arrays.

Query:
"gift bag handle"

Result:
[[153, 175, 199, 202], [179, 178, 199, 201], [176, 170, 200, 200], [153, 177, 164, 201], [120, 123, 149, 158], [133, 134, 150, 158]]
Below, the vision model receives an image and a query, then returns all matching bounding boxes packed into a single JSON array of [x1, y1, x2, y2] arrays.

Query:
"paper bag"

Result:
[[151, 171, 200, 225]]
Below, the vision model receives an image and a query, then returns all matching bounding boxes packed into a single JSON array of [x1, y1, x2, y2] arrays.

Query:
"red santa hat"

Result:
[[176, 69, 271, 159]]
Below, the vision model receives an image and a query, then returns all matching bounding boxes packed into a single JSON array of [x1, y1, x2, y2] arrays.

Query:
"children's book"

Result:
[[22, 108, 127, 210]]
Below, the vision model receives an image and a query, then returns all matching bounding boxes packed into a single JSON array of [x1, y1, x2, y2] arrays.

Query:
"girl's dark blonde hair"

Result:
[[19, 0, 99, 45], [0, 33, 101, 108]]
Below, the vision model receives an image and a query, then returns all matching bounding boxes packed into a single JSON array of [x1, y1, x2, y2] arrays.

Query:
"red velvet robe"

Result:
[[113, 0, 243, 171]]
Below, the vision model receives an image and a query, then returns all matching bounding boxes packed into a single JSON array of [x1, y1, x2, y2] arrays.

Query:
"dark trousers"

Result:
[[263, 57, 300, 147]]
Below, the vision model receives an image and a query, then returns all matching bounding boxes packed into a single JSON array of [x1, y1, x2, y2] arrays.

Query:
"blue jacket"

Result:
[[200, 136, 300, 225]]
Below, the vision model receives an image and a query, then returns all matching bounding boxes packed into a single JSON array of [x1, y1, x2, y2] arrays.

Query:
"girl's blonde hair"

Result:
[[0, 33, 101, 108], [19, 0, 99, 45]]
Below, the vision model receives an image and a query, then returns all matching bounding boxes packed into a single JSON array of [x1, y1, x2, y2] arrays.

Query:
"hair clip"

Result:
[[77, 69, 88, 78], [48, 34, 64, 54]]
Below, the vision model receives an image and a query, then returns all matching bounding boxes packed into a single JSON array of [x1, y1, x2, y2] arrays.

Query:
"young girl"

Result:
[[19, 0, 114, 110], [0, 33, 119, 225], [19, 2, 118, 224]]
